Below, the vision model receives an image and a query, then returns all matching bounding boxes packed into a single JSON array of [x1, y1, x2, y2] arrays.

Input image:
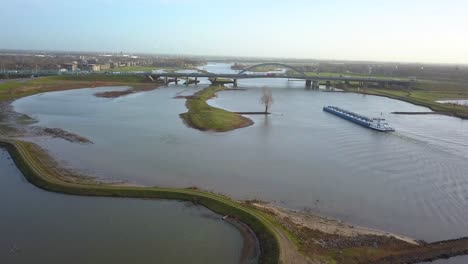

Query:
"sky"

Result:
[[1, 0, 468, 63]]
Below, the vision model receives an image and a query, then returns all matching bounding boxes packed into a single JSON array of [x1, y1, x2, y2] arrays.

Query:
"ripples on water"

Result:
[[10, 63, 468, 243]]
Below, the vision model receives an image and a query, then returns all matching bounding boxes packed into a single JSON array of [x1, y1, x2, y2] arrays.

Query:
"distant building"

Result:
[[80, 64, 101, 72], [87, 64, 101, 72], [63, 63, 77, 72], [100, 63, 111, 70]]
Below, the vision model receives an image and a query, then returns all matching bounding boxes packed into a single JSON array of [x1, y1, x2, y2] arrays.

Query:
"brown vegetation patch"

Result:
[[95, 90, 134, 98], [42, 128, 93, 144], [22, 142, 98, 185], [173, 95, 198, 99], [235, 112, 270, 115], [94, 84, 162, 98], [0, 101, 37, 137]]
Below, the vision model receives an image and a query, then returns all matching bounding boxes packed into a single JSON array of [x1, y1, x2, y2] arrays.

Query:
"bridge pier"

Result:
[[164, 76, 168, 86], [186, 76, 189, 86], [305, 79, 312, 87], [195, 77, 198, 85], [312, 80, 319, 89], [175, 77, 178, 85], [233, 79, 238, 87]]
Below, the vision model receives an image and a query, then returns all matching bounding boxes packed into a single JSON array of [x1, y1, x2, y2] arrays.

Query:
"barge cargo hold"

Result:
[[323, 106, 395, 132]]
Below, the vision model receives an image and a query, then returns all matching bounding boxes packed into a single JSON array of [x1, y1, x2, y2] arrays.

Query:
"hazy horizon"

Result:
[[2, 0, 468, 64]]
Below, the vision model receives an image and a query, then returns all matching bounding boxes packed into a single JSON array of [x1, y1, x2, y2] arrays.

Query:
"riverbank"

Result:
[[391, 111, 441, 115], [0, 100, 95, 145], [224, 216, 261, 263], [100, 65, 201, 73], [180, 85, 254, 132], [0, 138, 280, 264], [249, 202, 468, 264], [0, 75, 162, 101], [341, 81, 468, 119], [0, 75, 164, 140]]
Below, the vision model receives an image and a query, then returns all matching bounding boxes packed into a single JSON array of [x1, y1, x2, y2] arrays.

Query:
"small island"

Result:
[[180, 85, 254, 132]]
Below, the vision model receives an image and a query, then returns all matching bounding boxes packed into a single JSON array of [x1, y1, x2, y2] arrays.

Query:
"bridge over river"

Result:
[[3, 62, 414, 88], [148, 72, 413, 88]]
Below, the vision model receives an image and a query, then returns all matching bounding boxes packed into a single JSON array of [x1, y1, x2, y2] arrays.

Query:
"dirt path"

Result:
[[274, 226, 315, 264]]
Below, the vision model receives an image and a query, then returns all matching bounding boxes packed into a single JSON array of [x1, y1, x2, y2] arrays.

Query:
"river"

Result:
[[7, 63, 468, 262]]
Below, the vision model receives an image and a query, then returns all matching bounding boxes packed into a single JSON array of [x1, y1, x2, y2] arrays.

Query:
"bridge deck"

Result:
[[5, 71, 413, 84], [150, 73, 412, 84]]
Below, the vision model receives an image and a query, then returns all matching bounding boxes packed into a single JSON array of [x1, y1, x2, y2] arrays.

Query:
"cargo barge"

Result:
[[323, 106, 395, 132]]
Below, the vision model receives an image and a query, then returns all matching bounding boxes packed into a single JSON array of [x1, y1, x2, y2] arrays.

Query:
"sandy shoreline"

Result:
[[224, 216, 261, 264], [252, 202, 419, 245]]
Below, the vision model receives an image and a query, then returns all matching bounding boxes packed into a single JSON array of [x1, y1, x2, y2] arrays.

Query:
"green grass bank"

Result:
[[180, 85, 254, 132], [344, 81, 468, 119], [0, 75, 156, 101], [101, 65, 198, 73]]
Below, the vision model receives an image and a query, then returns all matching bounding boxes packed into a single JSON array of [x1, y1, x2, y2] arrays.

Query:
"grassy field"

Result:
[[102, 65, 198, 73], [101, 66, 158, 72], [342, 80, 468, 119], [304, 71, 411, 81], [0, 75, 154, 101], [309, 69, 468, 119], [52, 74, 148, 82], [180, 85, 253, 132], [248, 66, 281, 72], [0, 139, 280, 263]]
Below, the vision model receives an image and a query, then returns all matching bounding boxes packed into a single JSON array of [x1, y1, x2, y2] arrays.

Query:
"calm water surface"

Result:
[[0, 149, 242, 264], [11, 63, 468, 244]]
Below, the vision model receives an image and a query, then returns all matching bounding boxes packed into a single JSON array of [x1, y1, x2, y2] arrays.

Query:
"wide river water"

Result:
[[10, 63, 468, 250]]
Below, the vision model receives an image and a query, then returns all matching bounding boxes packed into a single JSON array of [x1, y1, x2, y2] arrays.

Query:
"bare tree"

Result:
[[260, 87, 273, 113]]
